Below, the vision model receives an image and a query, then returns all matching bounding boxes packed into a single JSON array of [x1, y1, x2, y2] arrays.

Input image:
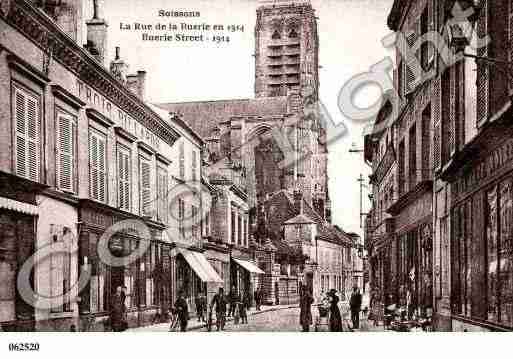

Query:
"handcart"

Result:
[[314, 304, 330, 332]]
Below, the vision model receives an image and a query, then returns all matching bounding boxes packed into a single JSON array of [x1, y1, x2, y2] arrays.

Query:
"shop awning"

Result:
[[177, 248, 223, 283], [0, 197, 38, 216], [233, 258, 265, 274]]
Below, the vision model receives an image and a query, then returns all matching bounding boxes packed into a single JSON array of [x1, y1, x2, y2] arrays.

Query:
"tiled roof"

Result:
[[153, 97, 288, 139], [284, 214, 315, 225]]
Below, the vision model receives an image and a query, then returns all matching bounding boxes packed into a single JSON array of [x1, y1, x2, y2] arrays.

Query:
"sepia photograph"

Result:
[[0, 1, 512, 354]]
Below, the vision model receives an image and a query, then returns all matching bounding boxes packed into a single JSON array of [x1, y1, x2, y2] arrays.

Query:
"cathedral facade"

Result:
[[156, 0, 358, 303]]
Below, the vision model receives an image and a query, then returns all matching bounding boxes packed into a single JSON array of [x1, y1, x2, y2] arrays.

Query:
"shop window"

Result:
[[50, 228, 73, 313], [13, 84, 41, 182], [56, 112, 77, 193], [89, 129, 107, 203], [117, 145, 131, 212]]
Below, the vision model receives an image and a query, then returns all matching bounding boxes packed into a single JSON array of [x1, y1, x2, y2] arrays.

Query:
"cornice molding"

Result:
[[51, 84, 86, 109], [114, 126, 137, 142], [156, 153, 172, 166], [137, 141, 156, 155], [6, 51, 50, 86], [86, 108, 115, 128], [3, 0, 180, 147]]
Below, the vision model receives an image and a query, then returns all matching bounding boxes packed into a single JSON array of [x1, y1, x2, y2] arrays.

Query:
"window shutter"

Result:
[[192, 150, 197, 181], [476, 0, 489, 126], [179, 142, 185, 179], [157, 167, 168, 223], [90, 131, 107, 203], [57, 114, 74, 192], [14, 88, 40, 182], [15, 90, 27, 179], [117, 148, 131, 211], [123, 152, 130, 211], [140, 157, 151, 216], [405, 26, 421, 94]]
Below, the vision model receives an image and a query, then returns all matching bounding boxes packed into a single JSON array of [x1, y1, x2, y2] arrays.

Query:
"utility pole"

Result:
[[357, 174, 367, 228]]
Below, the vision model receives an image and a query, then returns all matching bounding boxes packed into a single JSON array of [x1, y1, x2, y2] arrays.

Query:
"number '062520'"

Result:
[[9, 343, 40, 351]]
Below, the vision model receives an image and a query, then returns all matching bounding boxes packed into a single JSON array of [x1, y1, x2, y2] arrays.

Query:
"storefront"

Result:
[[231, 257, 265, 303], [77, 199, 170, 330], [0, 172, 46, 332], [173, 247, 223, 315], [442, 121, 513, 331], [0, 207, 36, 331]]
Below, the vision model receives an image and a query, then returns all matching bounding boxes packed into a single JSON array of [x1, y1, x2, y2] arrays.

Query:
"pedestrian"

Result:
[[210, 287, 228, 331], [195, 291, 206, 322], [327, 289, 343, 332], [174, 291, 189, 332], [349, 286, 362, 329], [299, 284, 314, 332], [254, 288, 262, 311], [240, 290, 250, 324], [229, 286, 239, 317], [110, 286, 126, 332]]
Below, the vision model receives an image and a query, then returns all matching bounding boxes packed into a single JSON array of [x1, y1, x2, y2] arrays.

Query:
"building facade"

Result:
[[0, 0, 222, 331], [366, 0, 513, 331]]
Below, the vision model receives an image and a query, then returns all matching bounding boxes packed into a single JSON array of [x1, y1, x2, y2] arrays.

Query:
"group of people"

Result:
[[299, 285, 363, 332], [170, 286, 259, 332]]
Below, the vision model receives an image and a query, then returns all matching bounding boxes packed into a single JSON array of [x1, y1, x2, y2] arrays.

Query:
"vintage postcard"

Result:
[[0, 0, 511, 348]]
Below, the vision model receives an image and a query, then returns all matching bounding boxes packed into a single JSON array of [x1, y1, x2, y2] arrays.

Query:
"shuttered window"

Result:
[[178, 198, 185, 239], [117, 146, 131, 211], [192, 149, 197, 181], [13, 86, 40, 182], [157, 166, 168, 223], [179, 141, 185, 179], [56, 113, 76, 193], [139, 155, 152, 217], [405, 25, 421, 95], [89, 130, 107, 203]]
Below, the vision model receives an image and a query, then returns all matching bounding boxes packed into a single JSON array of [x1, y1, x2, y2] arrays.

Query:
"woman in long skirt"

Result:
[[328, 289, 343, 332]]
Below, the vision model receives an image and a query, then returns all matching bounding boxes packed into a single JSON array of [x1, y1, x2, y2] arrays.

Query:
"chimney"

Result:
[[137, 70, 147, 101], [126, 74, 139, 96], [125, 70, 147, 100], [86, 0, 108, 66], [110, 46, 129, 83], [293, 189, 303, 215], [36, 0, 83, 44]]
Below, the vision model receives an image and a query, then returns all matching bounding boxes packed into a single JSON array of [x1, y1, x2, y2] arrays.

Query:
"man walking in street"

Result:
[[195, 291, 206, 323], [210, 287, 228, 331], [254, 288, 262, 311], [174, 291, 189, 332], [110, 286, 126, 332], [299, 284, 314, 332], [228, 286, 239, 317], [350, 286, 362, 330]]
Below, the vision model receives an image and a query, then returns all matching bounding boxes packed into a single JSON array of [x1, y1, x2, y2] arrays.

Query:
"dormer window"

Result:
[[289, 29, 298, 38], [272, 30, 281, 40]]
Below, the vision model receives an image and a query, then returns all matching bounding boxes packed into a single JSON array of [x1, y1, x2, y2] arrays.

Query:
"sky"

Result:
[[87, 0, 395, 239]]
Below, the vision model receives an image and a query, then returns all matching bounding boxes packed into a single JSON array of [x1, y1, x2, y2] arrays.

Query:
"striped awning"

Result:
[[0, 197, 38, 216], [177, 248, 223, 283], [233, 258, 265, 274]]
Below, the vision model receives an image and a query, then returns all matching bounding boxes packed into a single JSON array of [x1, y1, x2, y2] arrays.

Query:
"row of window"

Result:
[[13, 84, 202, 229]]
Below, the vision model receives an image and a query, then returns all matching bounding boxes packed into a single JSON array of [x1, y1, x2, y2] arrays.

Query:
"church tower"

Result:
[[254, 0, 319, 100]]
